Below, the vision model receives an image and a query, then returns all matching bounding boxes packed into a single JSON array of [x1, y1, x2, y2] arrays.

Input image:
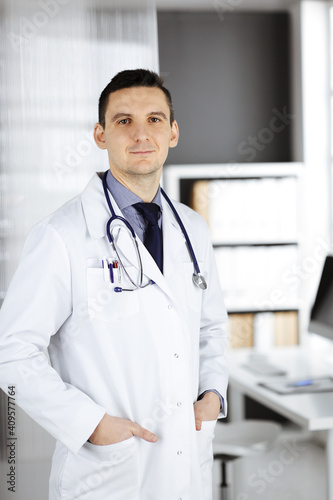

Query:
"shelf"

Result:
[[163, 162, 303, 348], [213, 241, 299, 248], [226, 306, 300, 315], [163, 162, 303, 200]]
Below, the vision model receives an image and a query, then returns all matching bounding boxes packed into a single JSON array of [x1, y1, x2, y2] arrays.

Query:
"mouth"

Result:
[[130, 150, 155, 155]]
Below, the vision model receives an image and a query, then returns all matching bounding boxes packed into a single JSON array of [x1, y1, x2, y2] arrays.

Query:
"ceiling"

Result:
[[155, 0, 301, 11], [10, 0, 315, 12], [96, 0, 329, 12]]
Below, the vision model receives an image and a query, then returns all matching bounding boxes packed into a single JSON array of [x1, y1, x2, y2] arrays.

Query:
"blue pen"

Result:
[[107, 259, 114, 284], [102, 257, 109, 282], [289, 379, 313, 387]]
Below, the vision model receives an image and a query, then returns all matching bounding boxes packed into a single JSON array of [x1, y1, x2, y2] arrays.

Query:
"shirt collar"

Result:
[[106, 169, 162, 211]]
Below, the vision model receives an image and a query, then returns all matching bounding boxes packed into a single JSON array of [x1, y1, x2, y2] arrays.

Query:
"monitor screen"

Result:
[[309, 255, 333, 340]]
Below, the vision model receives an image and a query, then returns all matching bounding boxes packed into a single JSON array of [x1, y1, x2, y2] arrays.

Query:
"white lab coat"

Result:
[[0, 173, 228, 500]]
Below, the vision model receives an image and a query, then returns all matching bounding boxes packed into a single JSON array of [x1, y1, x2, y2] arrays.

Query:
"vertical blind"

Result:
[[0, 2, 158, 498], [0, 0, 158, 301]]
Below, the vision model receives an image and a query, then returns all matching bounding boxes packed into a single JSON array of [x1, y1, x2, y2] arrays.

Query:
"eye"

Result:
[[118, 118, 130, 125], [149, 117, 161, 123]]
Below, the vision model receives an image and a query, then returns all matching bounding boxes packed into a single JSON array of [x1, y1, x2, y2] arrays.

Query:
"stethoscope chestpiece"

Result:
[[192, 273, 207, 290]]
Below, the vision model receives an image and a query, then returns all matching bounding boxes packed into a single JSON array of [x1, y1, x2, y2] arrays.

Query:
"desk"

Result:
[[227, 345, 333, 500]]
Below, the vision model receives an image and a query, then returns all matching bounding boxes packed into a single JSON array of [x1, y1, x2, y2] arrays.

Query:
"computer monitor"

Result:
[[309, 255, 333, 340]]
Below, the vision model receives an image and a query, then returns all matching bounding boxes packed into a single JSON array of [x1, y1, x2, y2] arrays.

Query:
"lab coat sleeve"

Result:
[[198, 226, 229, 417], [0, 222, 106, 453]]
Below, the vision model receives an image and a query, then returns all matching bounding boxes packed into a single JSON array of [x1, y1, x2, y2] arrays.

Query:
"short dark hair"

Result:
[[98, 69, 175, 128]]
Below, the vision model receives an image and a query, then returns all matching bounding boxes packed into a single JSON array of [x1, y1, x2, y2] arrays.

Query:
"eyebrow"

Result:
[[149, 111, 168, 120], [110, 111, 168, 122]]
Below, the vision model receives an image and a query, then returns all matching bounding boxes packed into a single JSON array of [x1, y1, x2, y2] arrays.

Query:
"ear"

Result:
[[94, 123, 107, 150], [169, 120, 179, 149]]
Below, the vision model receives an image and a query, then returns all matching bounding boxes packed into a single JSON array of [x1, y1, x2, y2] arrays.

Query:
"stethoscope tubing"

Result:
[[102, 172, 136, 240], [102, 170, 204, 285], [160, 187, 201, 276]]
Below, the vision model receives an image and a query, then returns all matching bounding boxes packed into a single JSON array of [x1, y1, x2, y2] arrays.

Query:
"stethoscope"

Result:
[[102, 170, 207, 292]]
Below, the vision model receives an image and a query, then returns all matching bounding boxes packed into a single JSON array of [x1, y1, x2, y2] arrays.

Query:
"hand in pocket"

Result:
[[193, 392, 220, 431], [89, 414, 158, 445]]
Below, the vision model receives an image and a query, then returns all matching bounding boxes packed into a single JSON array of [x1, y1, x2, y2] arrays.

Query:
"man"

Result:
[[0, 69, 228, 499]]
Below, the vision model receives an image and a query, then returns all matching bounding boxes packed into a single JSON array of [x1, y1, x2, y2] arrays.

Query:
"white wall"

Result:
[[297, 0, 331, 340]]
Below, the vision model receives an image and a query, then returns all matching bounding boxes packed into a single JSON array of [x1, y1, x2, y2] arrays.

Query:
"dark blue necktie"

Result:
[[134, 202, 163, 273]]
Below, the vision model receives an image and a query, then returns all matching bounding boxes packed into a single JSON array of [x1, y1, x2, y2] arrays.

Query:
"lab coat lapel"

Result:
[[117, 225, 175, 301], [111, 218, 141, 269], [116, 197, 184, 302], [81, 173, 111, 239], [81, 174, 178, 301], [162, 197, 189, 287], [137, 195, 191, 300], [81, 173, 139, 266]]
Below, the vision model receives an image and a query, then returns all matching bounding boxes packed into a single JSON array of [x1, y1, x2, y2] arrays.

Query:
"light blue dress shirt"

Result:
[[106, 169, 162, 244]]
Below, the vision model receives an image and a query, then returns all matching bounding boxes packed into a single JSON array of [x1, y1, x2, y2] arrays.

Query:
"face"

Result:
[[94, 86, 179, 185]]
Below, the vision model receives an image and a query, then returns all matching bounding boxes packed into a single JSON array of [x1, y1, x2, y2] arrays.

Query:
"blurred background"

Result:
[[0, 0, 332, 498]]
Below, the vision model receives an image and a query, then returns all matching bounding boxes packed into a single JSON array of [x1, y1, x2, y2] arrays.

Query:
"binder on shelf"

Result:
[[190, 177, 298, 244], [253, 312, 275, 350], [228, 313, 254, 348], [190, 180, 209, 224], [228, 311, 299, 349], [215, 245, 299, 312], [275, 311, 299, 346]]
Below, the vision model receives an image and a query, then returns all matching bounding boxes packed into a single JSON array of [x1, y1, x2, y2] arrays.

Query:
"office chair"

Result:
[[213, 420, 281, 500]]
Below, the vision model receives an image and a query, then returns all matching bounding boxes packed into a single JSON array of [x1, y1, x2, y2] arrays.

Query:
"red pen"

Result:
[[113, 261, 121, 283]]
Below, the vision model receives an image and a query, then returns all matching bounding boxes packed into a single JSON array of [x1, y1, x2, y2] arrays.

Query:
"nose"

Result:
[[132, 122, 150, 142]]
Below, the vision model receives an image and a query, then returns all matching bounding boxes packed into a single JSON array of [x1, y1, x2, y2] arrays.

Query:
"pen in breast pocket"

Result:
[[107, 259, 114, 284], [102, 257, 109, 282], [113, 260, 121, 283]]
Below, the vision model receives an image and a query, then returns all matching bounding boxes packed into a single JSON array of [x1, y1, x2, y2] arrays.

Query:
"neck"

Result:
[[110, 169, 161, 202]]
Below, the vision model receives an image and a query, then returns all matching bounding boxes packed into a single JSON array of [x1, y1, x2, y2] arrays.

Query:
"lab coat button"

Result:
[[177, 450, 182, 455], [167, 304, 172, 309], [177, 402, 182, 407], [174, 353, 179, 358]]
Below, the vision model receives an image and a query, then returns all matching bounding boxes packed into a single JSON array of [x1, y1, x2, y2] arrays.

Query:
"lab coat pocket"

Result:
[[196, 420, 217, 500], [86, 267, 140, 322], [60, 437, 139, 500]]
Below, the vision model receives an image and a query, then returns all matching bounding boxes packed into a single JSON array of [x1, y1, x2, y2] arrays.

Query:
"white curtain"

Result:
[[0, 0, 158, 296], [0, 2, 158, 498]]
